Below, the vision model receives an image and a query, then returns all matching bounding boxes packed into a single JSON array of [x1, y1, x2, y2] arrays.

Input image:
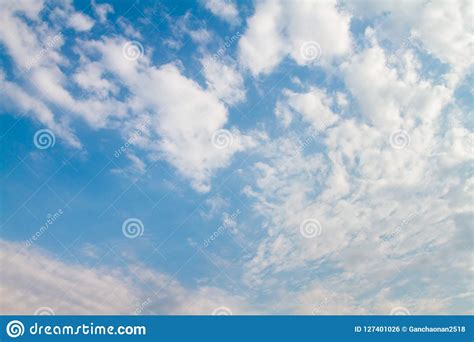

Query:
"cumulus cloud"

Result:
[[275, 87, 339, 131], [236, 11, 473, 313], [201, 56, 246, 105], [0, 0, 472, 316], [346, 0, 473, 85], [0, 0, 256, 192], [202, 0, 240, 26], [92, 0, 114, 23], [80, 37, 256, 192], [67, 13, 95, 32], [239, 0, 352, 75]]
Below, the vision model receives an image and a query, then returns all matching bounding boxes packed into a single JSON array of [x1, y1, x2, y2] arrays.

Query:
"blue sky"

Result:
[[0, 0, 473, 315]]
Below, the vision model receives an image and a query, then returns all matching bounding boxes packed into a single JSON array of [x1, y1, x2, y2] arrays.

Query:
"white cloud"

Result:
[[0, 71, 81, 148], [72, 62, 118, 98], [239, 0, 352, 76], [201, 56, 246, 105], [342, 29, 453, 130], [0, 0, 254, 192], [237, 25, 473, 313], [68, 12, 95, 32], [81, 37, 257, 192], [92, 0, 114, 23], [0, 239, 251, 314], [202, 0, 240, 26], [0, 0, 472, 315], [275, 87, 339, 131], [346, 0, 473, 86]]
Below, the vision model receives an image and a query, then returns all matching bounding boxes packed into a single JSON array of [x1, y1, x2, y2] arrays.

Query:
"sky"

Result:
[[0, 0, 473, 315]]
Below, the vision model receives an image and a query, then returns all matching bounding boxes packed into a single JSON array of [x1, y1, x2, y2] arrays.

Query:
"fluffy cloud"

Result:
[[275, 87, 339, 130], [347, 0, 473, 85], [201, 56, 246, 105], [202, 0, 240, 26], [239, 0, 352, 76], [237, 16, 473, 313], [67, 12, 94, 32], [0, 0, 472, 316], [0, 0, 256, 192], [92, 0, 114, 23], [80, 37, 256, 192]]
